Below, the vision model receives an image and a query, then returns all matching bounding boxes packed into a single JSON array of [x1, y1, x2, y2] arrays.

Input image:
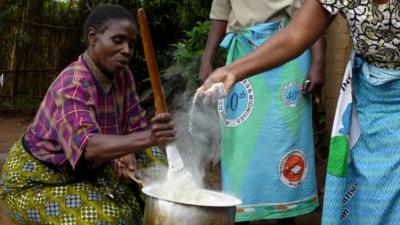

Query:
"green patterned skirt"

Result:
[[0, 140, 143, 225]]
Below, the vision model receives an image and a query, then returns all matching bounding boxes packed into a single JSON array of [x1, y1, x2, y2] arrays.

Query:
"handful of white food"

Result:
[[197, 82, 228, 104]]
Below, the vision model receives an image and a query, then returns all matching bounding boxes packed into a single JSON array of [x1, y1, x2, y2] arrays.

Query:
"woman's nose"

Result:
[[121, 42, 132, 56]]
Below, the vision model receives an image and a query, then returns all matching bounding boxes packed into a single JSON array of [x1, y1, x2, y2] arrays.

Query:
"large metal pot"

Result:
[[142, 185, 242, 225]]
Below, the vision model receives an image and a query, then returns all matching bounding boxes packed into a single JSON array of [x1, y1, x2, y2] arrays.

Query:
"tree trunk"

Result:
[[9, 25, 18, 99], [324, 15, 352, 136]]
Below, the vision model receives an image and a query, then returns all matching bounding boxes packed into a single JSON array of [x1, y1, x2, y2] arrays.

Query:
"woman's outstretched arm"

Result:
[[202, 0, 335, 93]]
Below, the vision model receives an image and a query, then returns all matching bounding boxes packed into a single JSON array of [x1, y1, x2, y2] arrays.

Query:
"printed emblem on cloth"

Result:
[[279, 149, 308, 187], [218, 79, 255, 127], [281, 82, 302, 108]]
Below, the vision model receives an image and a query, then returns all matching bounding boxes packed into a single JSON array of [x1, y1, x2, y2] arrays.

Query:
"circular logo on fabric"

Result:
[[281, 82, 302, 108], [279, 149, 307, 187], [218, 79, 254, 127]]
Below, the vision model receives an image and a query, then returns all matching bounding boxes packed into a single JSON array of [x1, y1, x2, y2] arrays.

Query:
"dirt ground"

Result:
[[0, 115, 324, 225]]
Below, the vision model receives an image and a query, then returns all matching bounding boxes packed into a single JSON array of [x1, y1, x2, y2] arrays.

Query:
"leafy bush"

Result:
[[0, 0, 214, 114], [163, 21, 211, 93], [153, 20, 226, 109]]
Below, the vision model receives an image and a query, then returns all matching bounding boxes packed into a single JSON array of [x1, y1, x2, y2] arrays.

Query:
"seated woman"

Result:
[[0, 4, 175, 225]]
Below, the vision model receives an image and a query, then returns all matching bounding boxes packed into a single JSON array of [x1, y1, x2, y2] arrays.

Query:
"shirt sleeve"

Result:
[[286, 0, 302, 18], [54, 81, 100, 170], [210, 0, 231, 21], [318, 0, 344, 15]]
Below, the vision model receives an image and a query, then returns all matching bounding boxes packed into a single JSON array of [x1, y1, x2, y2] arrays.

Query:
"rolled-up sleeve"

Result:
[[286, 0, 302, 18], [54, 82, 100, 169], [210, 0, 231, 21], [318, 0, 344, 15]]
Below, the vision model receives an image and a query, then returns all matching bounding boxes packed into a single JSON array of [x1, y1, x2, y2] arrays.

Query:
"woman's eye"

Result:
[[113, 37, 123, 44]]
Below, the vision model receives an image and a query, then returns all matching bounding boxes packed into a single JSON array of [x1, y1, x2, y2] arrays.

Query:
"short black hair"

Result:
[[83, 4, 137, 45]]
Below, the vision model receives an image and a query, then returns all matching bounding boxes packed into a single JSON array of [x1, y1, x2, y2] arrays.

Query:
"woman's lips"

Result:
[[118, 60, 129, 66]]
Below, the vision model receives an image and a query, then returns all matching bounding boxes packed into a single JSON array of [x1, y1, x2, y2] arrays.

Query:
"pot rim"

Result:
[[142, 185, 242, 207]]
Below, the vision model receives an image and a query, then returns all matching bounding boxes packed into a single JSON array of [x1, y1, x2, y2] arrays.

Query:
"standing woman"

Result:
[[200, 0, 400, 224], [0, 4, 175, 225], [199, 0, 324, 224]]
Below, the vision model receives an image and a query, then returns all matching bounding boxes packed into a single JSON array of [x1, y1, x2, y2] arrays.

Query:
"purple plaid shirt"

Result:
[[24, 52, 147, 171]]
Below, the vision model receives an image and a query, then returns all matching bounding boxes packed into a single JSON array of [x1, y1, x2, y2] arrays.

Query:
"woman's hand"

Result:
[[301, 71, 324, 94], [148, 113, 176, 146], [85, 113, 175, 164], [197, 67, 237, 104], [301, 63, 324, 94], [112, 154, 137, 180]]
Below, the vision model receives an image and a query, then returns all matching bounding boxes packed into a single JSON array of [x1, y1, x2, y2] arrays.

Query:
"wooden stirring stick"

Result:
[[137, 8, 168, 114], [137, 8, 185, 174]]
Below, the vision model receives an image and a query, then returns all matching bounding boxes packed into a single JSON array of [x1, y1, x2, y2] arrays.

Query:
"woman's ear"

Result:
[[88, 27, 97, 46]]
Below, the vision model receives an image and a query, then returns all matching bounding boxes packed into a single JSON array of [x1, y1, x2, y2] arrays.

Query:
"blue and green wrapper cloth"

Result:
[[218, 20, 318, 222]]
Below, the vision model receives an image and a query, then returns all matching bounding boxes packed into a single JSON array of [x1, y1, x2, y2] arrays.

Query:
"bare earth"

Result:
[[0, 115, 322, 225]]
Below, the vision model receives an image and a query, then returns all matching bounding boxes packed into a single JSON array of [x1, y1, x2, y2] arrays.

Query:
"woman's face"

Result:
[[88, 19, 136, 75]]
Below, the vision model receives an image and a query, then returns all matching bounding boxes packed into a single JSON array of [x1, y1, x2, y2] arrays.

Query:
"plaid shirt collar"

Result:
[[82, 51, 113, 94]]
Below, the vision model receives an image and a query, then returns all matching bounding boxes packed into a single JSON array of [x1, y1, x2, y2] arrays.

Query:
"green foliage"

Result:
[[0, 0, 213, 113], [138, 19, 227, 111], [17, 32, 32, 44], [162, 21, 211, 95], [0, 96, 41, 114], [0, 7, 12, 23], [138, 0, 210, 29], [158, 20, 226, 105], [13, 95, 41, 111]]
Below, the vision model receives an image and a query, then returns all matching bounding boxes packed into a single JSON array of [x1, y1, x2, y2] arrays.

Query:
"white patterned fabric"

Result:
[[319, 0, 400, 69]]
